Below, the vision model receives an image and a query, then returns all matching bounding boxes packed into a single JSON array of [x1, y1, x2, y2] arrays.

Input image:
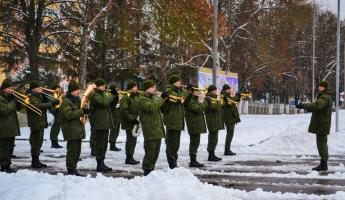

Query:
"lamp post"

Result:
[[335, 0, 341, 132]]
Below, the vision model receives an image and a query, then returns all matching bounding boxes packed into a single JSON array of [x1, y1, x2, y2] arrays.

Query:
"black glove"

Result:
[[109, 85, 118, 96], [130, 119, 140, 126], [235, 92, 241, 99], [161, 91, 169, 99], [223, 96, 228, 103], [82, 108, 91, 115], [42, 94, 49, 103], [205, 96, 211, 103], [51, 99, 60, 106], [296, 104, 304, 109], [8, 93, 16, 102]]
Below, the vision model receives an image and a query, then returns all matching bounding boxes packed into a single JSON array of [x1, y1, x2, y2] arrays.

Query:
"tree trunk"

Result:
[[79, 28, 90, 88]]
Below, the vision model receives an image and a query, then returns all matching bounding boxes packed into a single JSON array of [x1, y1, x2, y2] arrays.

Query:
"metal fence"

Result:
[[239, 101, 300, 115]]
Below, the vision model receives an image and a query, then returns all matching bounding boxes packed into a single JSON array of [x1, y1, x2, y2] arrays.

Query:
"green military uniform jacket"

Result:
[[303, 90, 333, 135], [138, 92, 165, 141], [222, 93, 241, 125], [0, 93, 20, 139], [205, 93, 224, 132], [161, 84, 185, 131], [60, 95, 86, 140], [27, 93, 52, 131], [120, 93, 139, 130], [184, 94, 208, 135], [89, 90, 115, 131]]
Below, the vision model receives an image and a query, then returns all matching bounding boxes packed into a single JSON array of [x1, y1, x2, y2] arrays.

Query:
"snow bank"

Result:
[[0, 168, 344, 200]]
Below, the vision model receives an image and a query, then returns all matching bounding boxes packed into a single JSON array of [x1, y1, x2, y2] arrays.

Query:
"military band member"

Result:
[[297, 81, 333, 171], [184, 85, 208, 167], [205, 85, 224, 161], [89, 78, 117, 172], [138, 80, 166, 175], [27, 81, 60, 168], [222, 84, 241, 156], [120, 81, 140, 165], [0, 79, 20, 173], [60, 81, 87, 176], [109, 84, 121, 152], [50, 84, 63, 149], [162, 75, 185, 169]]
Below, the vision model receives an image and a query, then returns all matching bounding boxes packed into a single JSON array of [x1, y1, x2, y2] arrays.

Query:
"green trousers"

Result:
[[109, 122, 120, 143], [142, 139, 161, 171], [95, 129, 109, 161], [90, 129, 96, 150], [50, 121, 61, 141], [189, 134, 200, 155], [207, 131, 219, 152], [165, 129, 181, 163], [126, 129, 137, 156], [30, 129, 44, 156], [0, 137, 15, 167], [66, 139, 82, 170], [225, 123, 235, 151], [316, 134, 329, 161]]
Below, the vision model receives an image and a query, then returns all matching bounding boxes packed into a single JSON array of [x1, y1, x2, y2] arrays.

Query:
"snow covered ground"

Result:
[[1, 111, 345, 200]]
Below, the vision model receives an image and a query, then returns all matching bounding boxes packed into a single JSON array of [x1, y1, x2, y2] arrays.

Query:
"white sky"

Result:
[[318, 0, 345, 19]]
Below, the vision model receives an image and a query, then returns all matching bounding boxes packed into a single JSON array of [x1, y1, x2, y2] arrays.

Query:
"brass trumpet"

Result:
[[209, 97, 223, 104], [168, 95, 185, 103], [11, 91, 42, 116], [240, 92, 252, 99]]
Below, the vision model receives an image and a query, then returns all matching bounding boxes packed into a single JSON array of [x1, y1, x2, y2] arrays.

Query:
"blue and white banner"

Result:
[[197, 67, 238, 91]]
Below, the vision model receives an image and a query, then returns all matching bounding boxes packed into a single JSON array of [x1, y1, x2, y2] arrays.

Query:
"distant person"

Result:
[[60, 77, 69, 95], [297, 81, 333, 171]]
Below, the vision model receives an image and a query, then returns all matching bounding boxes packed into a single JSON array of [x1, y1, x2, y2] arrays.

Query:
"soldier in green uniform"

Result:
[[89, 78, 118, 172], [109, 84, 121, 151], [120, 81, 140, 165], [205, 85, 224, 161], [297, 81, 333, 171], [60, 81, 88, 176], [49, 84, 63, 149], [27, 81, 60, 168], [222, 84, 241, 156], [0, 79, 20, 173], [161, 75, 185, 169], [138, 80, 166, 175], [184, 85, 208, 167]]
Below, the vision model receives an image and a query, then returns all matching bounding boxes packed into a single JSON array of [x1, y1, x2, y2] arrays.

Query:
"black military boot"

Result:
[[31, 155, 47, 168], [51, 140, 63, 149], [189, 154, 204, 168], [125, 155, 140, 165], [97, 160, 112, 172], [0, 166, 16, 173], [67, 169, 84, 177], [224, 149, 236, 156], [167, 155, 176, 169], [208, 151, 222, 162], [143, 169, 152, 176], [109, 142, 121, 151], [312, 160, 328, 171], [90, 149, 96, 157]]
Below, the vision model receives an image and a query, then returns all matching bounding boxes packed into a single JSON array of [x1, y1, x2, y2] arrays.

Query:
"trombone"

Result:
[[24, 84, 62, 108], [11, 91, 42, 116]]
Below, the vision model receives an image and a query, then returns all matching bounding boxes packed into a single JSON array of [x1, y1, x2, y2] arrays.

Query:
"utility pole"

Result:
[[312, 0, 316, 101], [335, 0, 341, 132], [212, 0, 219, 86]]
